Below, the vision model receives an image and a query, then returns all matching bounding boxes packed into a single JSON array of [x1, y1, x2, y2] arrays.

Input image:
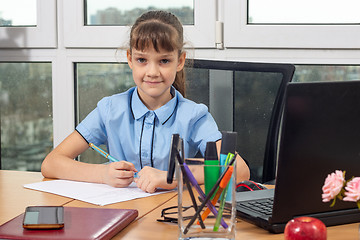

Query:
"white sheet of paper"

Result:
[[24, 180, 170, 206]]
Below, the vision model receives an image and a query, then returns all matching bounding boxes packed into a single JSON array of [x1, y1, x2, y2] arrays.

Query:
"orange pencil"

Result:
[[197, 166, 233, 224]]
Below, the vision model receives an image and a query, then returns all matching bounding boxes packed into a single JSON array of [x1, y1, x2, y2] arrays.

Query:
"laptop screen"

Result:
[[272, 81, 360, 222]]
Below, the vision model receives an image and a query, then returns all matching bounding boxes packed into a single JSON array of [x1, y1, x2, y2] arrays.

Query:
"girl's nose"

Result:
[[146, 63, 160, 77]]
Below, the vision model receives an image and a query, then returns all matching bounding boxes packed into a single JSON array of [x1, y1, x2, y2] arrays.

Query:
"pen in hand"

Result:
[[89, 143, 138, 178]]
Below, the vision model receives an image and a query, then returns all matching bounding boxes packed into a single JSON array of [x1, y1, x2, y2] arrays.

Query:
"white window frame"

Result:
[[0, 49, 70, 147], [62, 0, 216, 48], [2, 1, 360, 151], [0, 0, 57, 48], [224, 0, 360, 49]]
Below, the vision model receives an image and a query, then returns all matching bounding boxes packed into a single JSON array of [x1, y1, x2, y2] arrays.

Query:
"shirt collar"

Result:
[[131, 87, 179, 124]]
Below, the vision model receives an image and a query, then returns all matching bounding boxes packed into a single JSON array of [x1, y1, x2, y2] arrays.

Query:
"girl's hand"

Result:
[[102, 161, 138, 188], [134, 166, 177, 193]]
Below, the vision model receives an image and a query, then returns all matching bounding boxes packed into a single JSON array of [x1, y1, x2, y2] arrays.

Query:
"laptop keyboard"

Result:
[[237, 197, 274, 216]]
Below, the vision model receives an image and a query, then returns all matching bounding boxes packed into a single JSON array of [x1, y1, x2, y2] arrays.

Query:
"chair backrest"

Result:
[[185, 59, 295, 183]]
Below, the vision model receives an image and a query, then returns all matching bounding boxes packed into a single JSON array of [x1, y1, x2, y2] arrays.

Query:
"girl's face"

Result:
[[127, 45, 185, 110]]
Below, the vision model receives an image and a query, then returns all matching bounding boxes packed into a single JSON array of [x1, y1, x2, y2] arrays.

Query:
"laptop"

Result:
[[235, 80, 360, 233]]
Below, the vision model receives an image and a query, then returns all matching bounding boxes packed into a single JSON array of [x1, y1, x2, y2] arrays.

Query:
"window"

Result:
[[0, 62, 52, 171], [63, 0, 215, 48], [248, 0, 360, 24], [293, 65, 360, 82], [75, 62, 134, 163], [2, 1, 360, 174], [0, 0, 57, 48], [76, 63, 134, 123], [224, 0, 360, 48], [85, 0, 194, 26], [0, 0, 37, 26]]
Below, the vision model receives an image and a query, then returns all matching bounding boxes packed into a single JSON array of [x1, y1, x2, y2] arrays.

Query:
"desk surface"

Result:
[[0, 170, 72, 225], [63, 191, 177, 219], [0, 170, 359, 239], [114, 188, 360, 240]]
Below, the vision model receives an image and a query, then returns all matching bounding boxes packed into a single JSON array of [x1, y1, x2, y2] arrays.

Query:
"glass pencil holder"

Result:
[[177, 161, 237, 240]]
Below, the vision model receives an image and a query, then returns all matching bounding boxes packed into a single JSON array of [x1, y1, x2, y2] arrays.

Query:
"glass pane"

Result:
[[0, 0, 37, 26], [293, 65, 360, 82], [85, 0, 194, 26], [234, 72, 283, 182], [0, 63, 52, 171], [185, 67, 209, 106], [77, 63, 134, 123], [76, 63, 134, 163], [248, 0, 360, 24]]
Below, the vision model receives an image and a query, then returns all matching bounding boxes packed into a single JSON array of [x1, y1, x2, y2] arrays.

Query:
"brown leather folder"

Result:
[[0, 207, 138, 240]]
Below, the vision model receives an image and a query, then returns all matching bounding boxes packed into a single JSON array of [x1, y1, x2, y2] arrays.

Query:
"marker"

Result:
[[198, 158, 233, 224], [204, 141, 220, 198], [89, 143, 138, 178], [219, 132, 237, 167]]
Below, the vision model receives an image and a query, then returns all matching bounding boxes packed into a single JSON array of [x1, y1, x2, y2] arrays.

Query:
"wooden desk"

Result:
[[1, 170, 359, 239], [114, 189, 360, 240], [63, 191, 178, 219], [0, 170, 72, 225]]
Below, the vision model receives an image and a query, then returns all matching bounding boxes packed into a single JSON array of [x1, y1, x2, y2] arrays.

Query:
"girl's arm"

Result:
[[41, 131, 137, 187]]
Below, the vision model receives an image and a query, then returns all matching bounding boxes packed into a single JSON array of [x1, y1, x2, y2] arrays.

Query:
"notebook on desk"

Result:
[[235, 81, 360, 233], [0, 207, 138, 239]]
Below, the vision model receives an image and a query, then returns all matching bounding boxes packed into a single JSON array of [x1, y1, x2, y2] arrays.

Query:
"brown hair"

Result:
[[129, 10, 186, 96]]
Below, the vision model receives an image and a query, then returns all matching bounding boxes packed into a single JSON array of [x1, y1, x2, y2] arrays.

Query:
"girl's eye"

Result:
[[160, 59, 170, 64], [137, 58, 146, 63]]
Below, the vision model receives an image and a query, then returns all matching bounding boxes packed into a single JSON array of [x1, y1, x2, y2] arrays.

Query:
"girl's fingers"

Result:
[[113, 161, 137, 172]]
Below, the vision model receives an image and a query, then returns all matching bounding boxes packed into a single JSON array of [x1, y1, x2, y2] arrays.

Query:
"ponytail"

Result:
[[173, 68, 186, 97]]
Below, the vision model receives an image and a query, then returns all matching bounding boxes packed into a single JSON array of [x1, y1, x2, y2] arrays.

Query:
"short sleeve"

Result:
[[188, 104, 222, 155], [76, 97, 110, 146]]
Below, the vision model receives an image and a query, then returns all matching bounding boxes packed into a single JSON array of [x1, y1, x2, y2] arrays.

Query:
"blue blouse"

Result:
[[76, 86, 222, 171]]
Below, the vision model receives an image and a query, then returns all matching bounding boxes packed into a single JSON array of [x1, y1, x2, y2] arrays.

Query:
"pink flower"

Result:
[[322, 170, 345, 202], [343, 177, 360, 202]]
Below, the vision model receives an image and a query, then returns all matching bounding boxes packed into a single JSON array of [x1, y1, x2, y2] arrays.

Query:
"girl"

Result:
[[41, 10, 250, 193]]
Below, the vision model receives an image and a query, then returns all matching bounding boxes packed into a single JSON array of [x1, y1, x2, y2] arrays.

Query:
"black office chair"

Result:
[[185, 59, 295, 183]]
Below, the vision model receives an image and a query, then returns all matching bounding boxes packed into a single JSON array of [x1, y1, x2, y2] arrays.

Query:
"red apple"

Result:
[[284, 217, 327, 240]]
